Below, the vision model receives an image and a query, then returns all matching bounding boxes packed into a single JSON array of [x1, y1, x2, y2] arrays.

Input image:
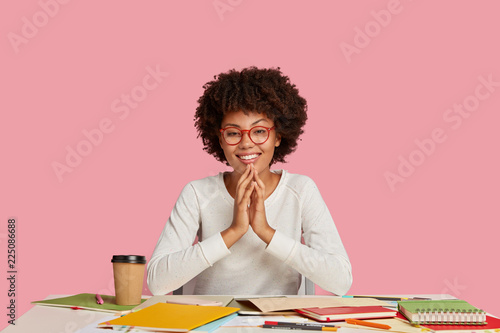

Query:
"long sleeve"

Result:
[[147, 171, 352, 296], [147, 183, 231, 295], [265, 177, 353, 296]]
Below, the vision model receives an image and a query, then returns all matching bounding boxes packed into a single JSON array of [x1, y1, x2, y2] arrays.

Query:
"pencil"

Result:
[[345, 318, 391, 330]]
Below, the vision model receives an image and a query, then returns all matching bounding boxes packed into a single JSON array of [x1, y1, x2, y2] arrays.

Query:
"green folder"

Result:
[[32, 293, 147, 314]]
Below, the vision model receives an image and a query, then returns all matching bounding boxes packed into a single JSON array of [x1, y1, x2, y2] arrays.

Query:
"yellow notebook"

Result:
[[98, 303, 239, 332]]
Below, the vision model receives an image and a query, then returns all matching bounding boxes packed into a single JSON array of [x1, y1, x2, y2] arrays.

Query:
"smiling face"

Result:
[[220, 111, 281, 176]]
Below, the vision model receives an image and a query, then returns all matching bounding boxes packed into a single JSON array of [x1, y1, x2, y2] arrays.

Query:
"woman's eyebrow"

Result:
[[252, 119, 268, 125], [222, 119, 268, 128], [222, 123, 240, 128]]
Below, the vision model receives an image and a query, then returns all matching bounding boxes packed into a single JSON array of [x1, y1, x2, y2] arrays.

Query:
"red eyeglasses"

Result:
[[219, 126, 276, 145]]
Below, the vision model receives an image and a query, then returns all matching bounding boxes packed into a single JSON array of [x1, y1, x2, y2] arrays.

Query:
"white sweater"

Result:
[[147, 170, 352, 295]]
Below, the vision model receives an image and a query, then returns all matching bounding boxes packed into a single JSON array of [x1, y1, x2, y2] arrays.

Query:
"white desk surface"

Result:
[[2, 294, 455, 333]]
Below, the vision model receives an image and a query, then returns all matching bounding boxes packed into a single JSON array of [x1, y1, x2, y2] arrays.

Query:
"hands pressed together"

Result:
[[221, 164, 276, 248]]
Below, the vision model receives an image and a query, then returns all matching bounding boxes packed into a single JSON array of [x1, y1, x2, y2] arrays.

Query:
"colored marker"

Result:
[[263, 322, 338, 331], [345, 318, 391, 330], [96, 294, 104, 305], [265, 321, 337, 328], [343, 295, 431, 301], [343, 295, 407, 301]]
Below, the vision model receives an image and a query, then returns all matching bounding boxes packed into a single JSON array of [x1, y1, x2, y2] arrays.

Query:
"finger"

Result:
[[249, 169, 260, 197], [253, 172, 264, 188], [250, 183, 260, 202], [251, 172, 265, 199], [241, 181, 255, 206], [237, 164, 252, 185], [252, 165, 263, 183], [236, 169, 253, 196], [236, 166, 253, 193]]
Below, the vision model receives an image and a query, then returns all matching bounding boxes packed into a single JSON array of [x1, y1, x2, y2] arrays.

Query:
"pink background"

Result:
[[2, 1, 500, 329]]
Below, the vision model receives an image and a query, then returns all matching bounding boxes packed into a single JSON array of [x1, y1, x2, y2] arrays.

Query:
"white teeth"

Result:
[[239, 154, 259, 160]]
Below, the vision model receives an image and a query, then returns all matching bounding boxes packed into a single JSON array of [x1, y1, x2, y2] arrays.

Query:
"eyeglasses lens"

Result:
[[250, 127, 268, 143], [223, 127, 269, 145]]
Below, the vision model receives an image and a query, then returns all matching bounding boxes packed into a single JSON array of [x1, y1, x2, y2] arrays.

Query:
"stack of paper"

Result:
[[239, 296, 391, 313], [132, 295, 234, 312]]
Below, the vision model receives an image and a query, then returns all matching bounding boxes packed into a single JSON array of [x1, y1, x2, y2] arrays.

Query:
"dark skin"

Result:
[[218, 111, 281, 248], [194, 67, 308, 167]]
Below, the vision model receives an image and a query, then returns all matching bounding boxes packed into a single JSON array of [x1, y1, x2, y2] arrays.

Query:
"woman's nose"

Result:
[[238, 131, 254, 147]]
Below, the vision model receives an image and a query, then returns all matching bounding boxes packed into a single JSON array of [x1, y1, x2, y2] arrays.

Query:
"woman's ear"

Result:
[[275, 134, 281, 147], [219, 131, 224, 146]]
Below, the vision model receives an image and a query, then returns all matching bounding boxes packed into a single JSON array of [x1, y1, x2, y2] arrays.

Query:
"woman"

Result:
[[147, 67, 352, 295]]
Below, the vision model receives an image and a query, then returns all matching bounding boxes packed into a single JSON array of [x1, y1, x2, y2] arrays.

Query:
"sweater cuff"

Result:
[[265, 230, 298, 263], [198, 232, 231, 266]]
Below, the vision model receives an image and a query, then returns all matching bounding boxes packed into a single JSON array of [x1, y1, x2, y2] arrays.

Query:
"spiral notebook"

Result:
[[398, 299, 487, 325]]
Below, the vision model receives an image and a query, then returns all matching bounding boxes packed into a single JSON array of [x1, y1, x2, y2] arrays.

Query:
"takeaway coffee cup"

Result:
[[111, 255, 147, 305]]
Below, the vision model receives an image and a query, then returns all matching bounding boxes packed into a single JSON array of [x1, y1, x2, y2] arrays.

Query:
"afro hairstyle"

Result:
[[194, 66, 308, 165]]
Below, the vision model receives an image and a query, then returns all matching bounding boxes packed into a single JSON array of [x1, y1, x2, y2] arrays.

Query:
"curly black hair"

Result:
[[194, 67, 308, 165]]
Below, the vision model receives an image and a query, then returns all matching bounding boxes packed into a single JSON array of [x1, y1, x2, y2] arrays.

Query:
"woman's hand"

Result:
[[249, 165, 275, 244], [221, 164, 255, 248], [221, 164, 276, 248]]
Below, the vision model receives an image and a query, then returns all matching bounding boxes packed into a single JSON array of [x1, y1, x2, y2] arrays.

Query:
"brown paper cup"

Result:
[[112, 255, 146, 305]]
